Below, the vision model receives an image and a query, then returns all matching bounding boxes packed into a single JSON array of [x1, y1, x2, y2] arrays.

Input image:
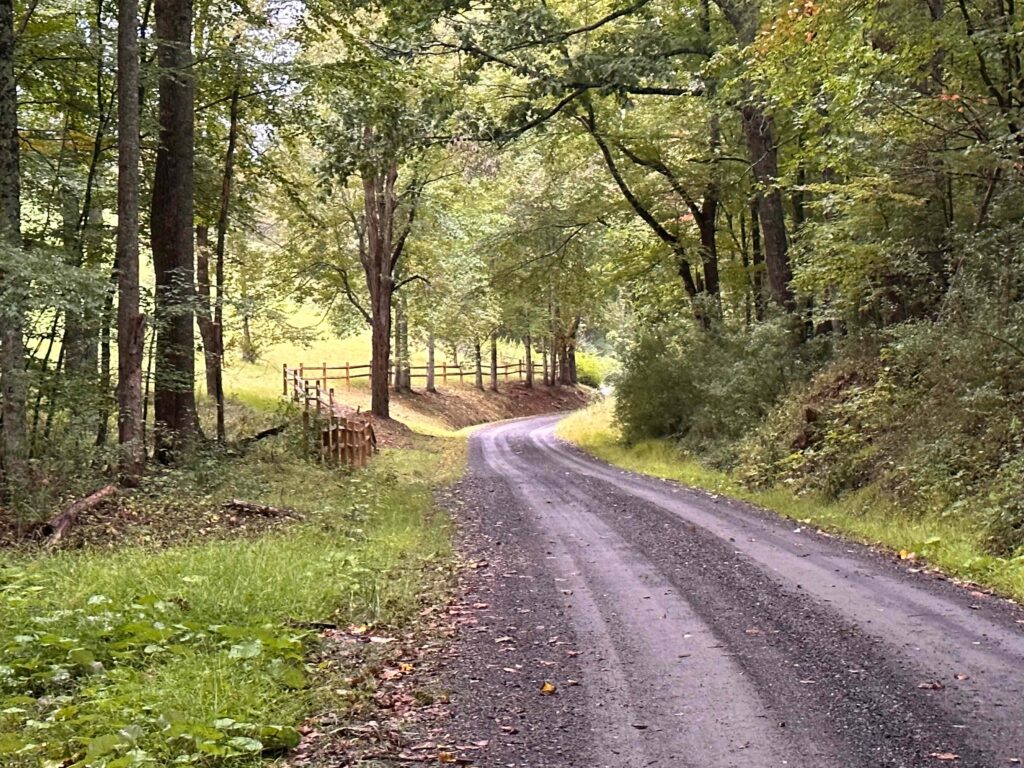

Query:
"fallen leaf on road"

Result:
[[540, 681, 557, 695], [918, 681, 945, 690], [929, 752, 959, 761]]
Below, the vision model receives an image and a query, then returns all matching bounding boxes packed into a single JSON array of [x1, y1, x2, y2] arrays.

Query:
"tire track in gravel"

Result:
[[441, 414, 1024, 768]]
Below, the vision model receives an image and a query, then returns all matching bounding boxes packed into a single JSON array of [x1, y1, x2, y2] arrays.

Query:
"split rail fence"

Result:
[[288, 376, 377, 468], [283, 360, 546, 394]]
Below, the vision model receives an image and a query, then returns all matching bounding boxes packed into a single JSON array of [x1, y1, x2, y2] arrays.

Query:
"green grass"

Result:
[[558, 400, 1024, 602], [0, 432, 462, 767]]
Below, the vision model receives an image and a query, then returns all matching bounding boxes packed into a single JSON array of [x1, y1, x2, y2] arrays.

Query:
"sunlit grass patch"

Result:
[[557, 400, 1024, 603]]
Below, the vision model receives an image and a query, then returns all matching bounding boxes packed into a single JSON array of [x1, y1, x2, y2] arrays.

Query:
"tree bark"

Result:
[[0, 0, 25, 494], [750, 197, 766, 321], [742, 105, 793, 309], [426, 331, 436, 393], [489, 332, 498, 392], [524, 334, 533, 388], [362, 163, 406, 419], [212, 85, 239, 442], [151, 0, 199, 461], [195, 225, 218, 396], [474, 341, 483, 390]]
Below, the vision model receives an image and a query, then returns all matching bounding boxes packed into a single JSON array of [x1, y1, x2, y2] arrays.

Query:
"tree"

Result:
[[0, 0, 23, 494], [150, 0, 199, 460], [116, 0, 145, 481]]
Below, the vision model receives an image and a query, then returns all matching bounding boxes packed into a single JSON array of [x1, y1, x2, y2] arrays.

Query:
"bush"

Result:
[[575, 352, 611, 388], [614, 317, 826, 460]]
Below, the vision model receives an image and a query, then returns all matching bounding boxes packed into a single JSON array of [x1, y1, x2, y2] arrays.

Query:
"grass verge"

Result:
[[0, 430, 462, 767], [558, 399, 1024, 602]]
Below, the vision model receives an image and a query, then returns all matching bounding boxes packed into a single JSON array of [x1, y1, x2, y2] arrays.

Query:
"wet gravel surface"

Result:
[[441, 415, 1024, 768]]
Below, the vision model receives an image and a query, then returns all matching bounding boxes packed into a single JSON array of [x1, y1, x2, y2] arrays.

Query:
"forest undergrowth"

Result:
[[0, 401, 460, 767]]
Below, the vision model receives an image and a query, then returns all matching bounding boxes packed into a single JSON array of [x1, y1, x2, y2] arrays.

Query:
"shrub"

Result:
[[614, 316, 826, 458]]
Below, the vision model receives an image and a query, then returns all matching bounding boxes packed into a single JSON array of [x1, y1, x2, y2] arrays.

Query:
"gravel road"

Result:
[[442, 414, 1024, 768]]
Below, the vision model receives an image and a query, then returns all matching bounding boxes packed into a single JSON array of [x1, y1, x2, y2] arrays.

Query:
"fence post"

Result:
[[345, 362, 351, 388], [322, 361, 327, 390], [282, 364, 288, 396]]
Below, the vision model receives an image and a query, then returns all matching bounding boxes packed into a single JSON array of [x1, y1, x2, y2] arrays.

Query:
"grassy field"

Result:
[[0, 423, 462, 766], [218, 305, 529, 404], [558, 399, 1024, 602]]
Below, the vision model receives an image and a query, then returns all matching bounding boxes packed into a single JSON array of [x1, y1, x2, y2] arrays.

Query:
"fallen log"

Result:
[[44, 485, 118, 549], [222, 499, 297, 517], [244, 423, 288, 443]]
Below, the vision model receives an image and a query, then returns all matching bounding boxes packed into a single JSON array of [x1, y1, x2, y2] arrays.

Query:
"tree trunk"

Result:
[[742, 105, 793, 309], [541, 345, 549, 386], [750, 198, 766, 321], [474, 341, 483, 390], [240, 311, 256, 363], [524, 334, 533, 388], [426, 332, 436, 393], [362, 164, 402, 419], [212, 85, 239, 442], [151, 0, 199, 462], [549, 335, 559, 386], [559, 343, 572, 385], [489, 332, 498, 392], [195, 225, 218, 396], [0, 0, 25, 494]]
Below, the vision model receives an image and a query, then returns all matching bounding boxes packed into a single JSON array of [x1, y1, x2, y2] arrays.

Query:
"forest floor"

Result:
[[438, 414, 1024, 767]]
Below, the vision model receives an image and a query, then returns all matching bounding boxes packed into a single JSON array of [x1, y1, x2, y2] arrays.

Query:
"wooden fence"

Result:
[[289, 376, 377, 468], [283, 360, 546, 394]]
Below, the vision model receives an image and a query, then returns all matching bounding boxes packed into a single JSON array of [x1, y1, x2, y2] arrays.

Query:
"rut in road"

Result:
[[443, 414, 1024, 768]]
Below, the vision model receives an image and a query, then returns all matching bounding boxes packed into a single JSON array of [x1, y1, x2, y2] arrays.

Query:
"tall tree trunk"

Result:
[[750, 198, 765, 321], [426, 331, 436, 393], [362, 164, 401, 419], [95, 270, 114, 446], [541, 344, 549, 386], [549, 335, 558, 386], [742, 105, 793, 309], [195, 225, 217, 396], [474, 341, 483, 390], [524, 334, 533, 388], [566, 317, 580, 385], [211, 85, 238, 442], [489, 332, 498, 392], [151, 0, 198, 461], [370, 284, 392, 416], [0, 0, 25, 495]]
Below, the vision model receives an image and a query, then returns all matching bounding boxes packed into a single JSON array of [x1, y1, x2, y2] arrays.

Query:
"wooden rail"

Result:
[[289, 376, 377, 468], [283, 360, 546, 393]]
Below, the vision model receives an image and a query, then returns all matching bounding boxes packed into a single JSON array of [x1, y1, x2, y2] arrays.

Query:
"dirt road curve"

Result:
[[443, 414, 1024, 768]]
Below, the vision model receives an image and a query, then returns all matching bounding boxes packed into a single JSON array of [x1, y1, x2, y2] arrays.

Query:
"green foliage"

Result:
[[738, 310, 1024, 554], [0, 435, 455, 767], [614, 318, 826, 457], [574, 352, 610, 388]]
